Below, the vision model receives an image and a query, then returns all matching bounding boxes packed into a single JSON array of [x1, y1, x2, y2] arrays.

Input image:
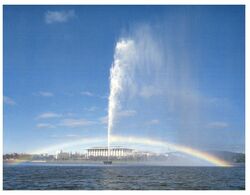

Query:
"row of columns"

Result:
[[88, 149, 130, 157]]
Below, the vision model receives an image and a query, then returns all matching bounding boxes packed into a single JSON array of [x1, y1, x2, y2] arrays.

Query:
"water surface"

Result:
[[3, 163, 245, 190]]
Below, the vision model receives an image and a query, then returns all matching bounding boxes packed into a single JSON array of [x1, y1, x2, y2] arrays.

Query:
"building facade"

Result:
[[87, 147, 133, 158], [56, 150, 70, 160]]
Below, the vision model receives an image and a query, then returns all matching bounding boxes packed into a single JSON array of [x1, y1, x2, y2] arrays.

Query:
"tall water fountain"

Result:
[[104, 26, 232, 167]]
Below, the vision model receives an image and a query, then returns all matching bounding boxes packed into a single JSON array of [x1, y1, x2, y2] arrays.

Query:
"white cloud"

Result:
[[59, 118, 95, 128], [147, 119, 160, 125], [37, 112, 62, 119], [37, 123, 56, 128], [3, 96, 16, 105], [50, 134, 79, 139], [118, 110, 137, 117], [45, 10, 75, 24], [206, 121, 229, 129], [35, 91, 54, 97], [81, 91, 108, 100], [65, 112, 75, 117], [85, 106, 98, 112], [81, 91, 94, 97]]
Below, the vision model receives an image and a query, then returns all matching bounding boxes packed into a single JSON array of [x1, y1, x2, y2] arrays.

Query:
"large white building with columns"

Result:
[[87, 147, 133, 158]]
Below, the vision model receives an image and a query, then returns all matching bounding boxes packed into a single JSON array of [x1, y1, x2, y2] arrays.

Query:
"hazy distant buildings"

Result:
[[56, 150, 85, 160], [3, 147, 171, 163], [56, 150, 70, 160]]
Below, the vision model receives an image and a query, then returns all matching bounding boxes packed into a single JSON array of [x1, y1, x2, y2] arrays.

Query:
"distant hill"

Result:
[[207, 151, 245, 164]]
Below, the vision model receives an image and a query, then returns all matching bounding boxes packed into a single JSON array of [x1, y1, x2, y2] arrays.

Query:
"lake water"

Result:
[[3, 163, 245, 190]]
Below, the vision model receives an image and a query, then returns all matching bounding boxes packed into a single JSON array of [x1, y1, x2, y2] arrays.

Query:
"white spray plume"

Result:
[[107, 25, 214, 150], [107, 39, 136, 148], [107, 26, 165, 149]]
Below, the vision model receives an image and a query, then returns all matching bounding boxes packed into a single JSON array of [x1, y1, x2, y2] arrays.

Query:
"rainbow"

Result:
[[3, 159, 29, 165], [30, 137, 106, 154], [27, 135, 231, 167], [110, 135, 232, 167]]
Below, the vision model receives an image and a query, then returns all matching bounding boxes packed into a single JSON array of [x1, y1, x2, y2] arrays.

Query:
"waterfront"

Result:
[[3, 5, 245, 191], [3, 163, 245, 190]]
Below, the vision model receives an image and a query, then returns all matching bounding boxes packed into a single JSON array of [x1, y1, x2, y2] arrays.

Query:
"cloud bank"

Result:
[[37, 112, 62, 119], [34, 91, 54, 97], [59, 118, 95, 128], [45, 10, 75, 24]]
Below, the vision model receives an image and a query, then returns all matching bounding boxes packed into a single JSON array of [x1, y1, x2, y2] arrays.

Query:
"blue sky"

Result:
[[3, 5, 245, 154]]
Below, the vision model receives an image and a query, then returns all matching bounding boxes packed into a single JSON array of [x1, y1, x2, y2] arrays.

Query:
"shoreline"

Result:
[[3, 160, 245, 167]]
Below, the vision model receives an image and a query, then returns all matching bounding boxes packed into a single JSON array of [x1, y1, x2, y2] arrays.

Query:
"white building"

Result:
[[56, 150, 70, 160], [87, 147, 133, 158]]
